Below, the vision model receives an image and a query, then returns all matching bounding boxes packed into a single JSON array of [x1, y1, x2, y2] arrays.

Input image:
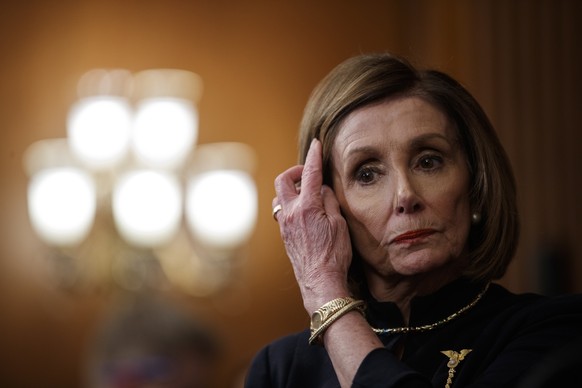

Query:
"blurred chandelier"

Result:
[[23, 69, 258, 296]]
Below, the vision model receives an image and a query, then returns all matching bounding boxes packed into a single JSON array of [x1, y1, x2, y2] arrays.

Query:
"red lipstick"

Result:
[[392, 229, 435, 243]]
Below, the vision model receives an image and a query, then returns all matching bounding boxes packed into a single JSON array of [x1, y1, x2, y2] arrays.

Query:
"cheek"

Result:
[[430, 181, 472, 247], [449, 207, 472, 255], [436, 192, 470, 222], [338, 193, 390, 248]]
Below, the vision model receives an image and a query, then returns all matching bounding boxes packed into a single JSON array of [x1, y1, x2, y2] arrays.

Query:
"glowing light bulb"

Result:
[[186, 170, 257, 248], [27, 167, 96, 246], [67, 96, 133, 169], [132, 98, 198, 169], [112, 170, 182, 247]]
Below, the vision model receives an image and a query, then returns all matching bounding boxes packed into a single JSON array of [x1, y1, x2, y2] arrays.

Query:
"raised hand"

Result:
[[272, 139, 353, 314]]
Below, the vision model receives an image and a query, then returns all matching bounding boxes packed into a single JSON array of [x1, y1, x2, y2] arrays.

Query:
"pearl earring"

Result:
[[471, 212, 482, 224]]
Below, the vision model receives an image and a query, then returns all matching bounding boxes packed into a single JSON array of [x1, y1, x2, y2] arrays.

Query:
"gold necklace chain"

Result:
[[371, 283, 490, 335]]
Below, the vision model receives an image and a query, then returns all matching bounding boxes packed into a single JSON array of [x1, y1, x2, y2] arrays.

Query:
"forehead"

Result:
[[334, 96, 455, 151]]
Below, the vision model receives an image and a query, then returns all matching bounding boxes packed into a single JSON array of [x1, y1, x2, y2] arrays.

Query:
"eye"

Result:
[[355, 166, 378, 184], [416, 154, 443, 171]]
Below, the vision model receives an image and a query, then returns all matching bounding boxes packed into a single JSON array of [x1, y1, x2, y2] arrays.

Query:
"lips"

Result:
[[392, 229, 435, 243]]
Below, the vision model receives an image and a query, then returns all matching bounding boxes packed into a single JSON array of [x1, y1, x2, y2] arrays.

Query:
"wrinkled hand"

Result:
[[273, 139, 352, 314]]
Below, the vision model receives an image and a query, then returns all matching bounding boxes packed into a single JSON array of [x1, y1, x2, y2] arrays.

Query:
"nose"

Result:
[[394, 172, 423, 214]]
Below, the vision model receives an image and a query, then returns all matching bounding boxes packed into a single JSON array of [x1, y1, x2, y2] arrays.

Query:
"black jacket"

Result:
[[245, 280, 582, 387]]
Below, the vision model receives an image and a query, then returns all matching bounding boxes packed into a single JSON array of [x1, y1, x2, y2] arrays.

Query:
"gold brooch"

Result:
[[441, 349, 472, 388]]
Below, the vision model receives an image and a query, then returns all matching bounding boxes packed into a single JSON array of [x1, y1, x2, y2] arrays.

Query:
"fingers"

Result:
[[300, 139, 323, 199], [272, 165, 302, 222], [321, 185, 341, 218], [274, 139, 322, 199], [273, 139, 324, 222], [274, 165, 304, 204]]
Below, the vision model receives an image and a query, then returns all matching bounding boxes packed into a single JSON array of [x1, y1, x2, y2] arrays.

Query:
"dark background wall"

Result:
[[0, 1, 580, 387]]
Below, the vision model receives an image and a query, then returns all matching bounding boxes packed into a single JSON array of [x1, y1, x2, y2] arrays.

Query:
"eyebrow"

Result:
[[408, 133, 453, 149], [345, 132, 453, 159]]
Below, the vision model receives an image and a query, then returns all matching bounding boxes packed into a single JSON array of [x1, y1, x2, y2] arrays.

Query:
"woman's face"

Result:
[[331, 96, 471, 280]]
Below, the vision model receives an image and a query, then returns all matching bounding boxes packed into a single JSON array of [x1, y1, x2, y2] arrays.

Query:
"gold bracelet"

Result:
[[310, 297, 356, 333], [308, 298, 365, 345], [310, 297, 358, 344]]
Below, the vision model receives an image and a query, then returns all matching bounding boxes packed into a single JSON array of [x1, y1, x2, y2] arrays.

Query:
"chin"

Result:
[[390, 250, 453, 276]]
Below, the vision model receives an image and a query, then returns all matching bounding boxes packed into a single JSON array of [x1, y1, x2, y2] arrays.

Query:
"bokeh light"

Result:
[[67, 96, 133, 169], [131, 98, 198, 169], [112, 170, 182, 247], [27, 167, 96, 246], [186, 170, 257, 248]]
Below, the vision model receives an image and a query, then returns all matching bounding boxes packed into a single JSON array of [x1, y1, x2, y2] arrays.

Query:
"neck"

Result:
[[370, 282, 490, 335], [365, 271, 462, 324]]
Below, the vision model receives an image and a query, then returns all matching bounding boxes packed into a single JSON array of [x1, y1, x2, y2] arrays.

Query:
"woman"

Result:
[[245, 53, 582, 387]]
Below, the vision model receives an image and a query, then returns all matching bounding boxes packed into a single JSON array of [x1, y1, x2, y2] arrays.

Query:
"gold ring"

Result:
[[272, 204, 282, 221]]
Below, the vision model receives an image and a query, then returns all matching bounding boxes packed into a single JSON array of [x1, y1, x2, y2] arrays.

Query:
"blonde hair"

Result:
[[298, 53, 519, 282]]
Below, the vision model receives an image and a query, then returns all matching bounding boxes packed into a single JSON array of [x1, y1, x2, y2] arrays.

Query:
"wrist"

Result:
[[303, 288, 351, 315], [309, 297, 365, 345]]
